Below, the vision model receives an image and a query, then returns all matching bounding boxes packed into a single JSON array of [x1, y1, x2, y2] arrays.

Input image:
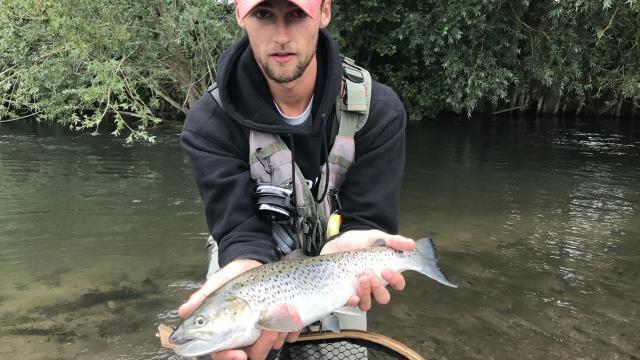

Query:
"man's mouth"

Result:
[[271, 52, 295, 63]]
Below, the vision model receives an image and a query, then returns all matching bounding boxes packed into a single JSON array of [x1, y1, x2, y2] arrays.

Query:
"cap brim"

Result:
[[236, 0, 322, 19]]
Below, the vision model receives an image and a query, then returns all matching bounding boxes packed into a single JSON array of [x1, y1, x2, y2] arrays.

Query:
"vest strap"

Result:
[[343, 74, 367, 112], [328, 153, 352, 169], [249, 142, 286, 164]]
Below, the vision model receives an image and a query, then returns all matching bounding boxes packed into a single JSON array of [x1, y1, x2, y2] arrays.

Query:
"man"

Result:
[[179, 0, 412, 359]]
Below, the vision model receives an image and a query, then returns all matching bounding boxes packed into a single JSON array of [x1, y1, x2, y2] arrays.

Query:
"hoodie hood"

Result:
[[216, 29, 342, 135]]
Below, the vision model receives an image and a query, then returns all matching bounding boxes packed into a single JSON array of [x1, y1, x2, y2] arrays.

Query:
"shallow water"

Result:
[[0, 117, 638, 359]]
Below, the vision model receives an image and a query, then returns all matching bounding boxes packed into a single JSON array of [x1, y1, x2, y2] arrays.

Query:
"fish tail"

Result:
[[414, 238, 458, 288]]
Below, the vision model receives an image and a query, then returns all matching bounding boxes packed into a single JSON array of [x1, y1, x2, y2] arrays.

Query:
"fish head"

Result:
[[170, 295, 261, 357]]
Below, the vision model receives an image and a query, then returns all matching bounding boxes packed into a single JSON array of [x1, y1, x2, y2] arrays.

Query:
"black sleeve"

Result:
[[180, 94, 279, 267], [338, 82, 407, 234]]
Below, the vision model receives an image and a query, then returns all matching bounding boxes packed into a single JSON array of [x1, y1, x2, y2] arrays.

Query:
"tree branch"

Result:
[[0, 111, 40, 123], [511, 4, 550, 41], [156, 90, 187, 113], [599, 4, 620, 39], [107, 109, 165, 123]]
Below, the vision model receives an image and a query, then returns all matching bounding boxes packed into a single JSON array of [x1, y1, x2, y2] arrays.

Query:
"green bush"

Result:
[[0, 0, 238, 142], [332, 0, 640, 119], [1, 0, 639, 141]]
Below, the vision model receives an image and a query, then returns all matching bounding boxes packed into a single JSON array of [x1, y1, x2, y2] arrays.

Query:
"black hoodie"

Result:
[[180, 30, 406, 267]]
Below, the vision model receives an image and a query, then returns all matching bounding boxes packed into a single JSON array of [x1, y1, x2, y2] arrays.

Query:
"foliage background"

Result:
[[1, 0, 639, 140], [0, 0, 239, 142], [332, 0, 640, 120]]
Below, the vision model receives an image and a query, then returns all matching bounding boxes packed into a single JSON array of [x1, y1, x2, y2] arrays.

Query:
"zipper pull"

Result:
[[329, 188, 342, 212], [255, 147, 274, 175]]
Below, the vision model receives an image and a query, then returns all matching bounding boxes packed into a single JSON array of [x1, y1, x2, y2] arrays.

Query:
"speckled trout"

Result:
[[169, 238, 457, 357]]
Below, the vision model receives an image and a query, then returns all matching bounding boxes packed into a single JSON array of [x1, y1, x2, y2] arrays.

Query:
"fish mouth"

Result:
[[169, 326, 194, 346], [173, 338, 222, 357], [169, 336, 194, 346]]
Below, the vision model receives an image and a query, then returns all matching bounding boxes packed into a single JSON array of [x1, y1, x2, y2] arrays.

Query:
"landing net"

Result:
[[272, 330, 424, 360]]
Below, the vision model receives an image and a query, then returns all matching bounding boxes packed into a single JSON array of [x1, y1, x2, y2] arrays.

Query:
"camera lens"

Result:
[[255, 185, 295, 223]]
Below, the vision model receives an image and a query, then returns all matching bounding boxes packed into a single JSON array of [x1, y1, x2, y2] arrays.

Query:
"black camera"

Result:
[[255, 184, 296, 223]]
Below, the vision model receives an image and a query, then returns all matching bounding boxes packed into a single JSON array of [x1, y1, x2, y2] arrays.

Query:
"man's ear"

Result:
[[319, 0, 332, 28]]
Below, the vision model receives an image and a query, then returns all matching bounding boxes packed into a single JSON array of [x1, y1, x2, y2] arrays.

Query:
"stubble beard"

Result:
[[258, 47, 316, 84]]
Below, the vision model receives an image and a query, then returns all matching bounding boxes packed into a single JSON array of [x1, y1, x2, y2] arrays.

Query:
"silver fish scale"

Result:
[[221, 247, 418, 319]]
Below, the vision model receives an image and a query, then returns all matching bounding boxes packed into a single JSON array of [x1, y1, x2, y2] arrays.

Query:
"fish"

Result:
[[169, 238, 457, 357]]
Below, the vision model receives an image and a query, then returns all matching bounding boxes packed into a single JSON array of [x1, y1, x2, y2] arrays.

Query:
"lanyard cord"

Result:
[[316, 135, 330, 204], [288, 134, 299, 232], [288, 133, 330, 205]]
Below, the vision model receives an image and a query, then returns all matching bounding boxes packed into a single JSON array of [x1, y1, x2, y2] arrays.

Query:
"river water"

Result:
[[0, 117, 638, 359]]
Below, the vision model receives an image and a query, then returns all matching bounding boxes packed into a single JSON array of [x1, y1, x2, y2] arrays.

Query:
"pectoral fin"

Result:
[[258, 304, 303, 332]]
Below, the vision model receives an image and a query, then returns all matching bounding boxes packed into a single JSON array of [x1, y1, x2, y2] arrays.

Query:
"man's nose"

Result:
[[273, 18, 291, 44]]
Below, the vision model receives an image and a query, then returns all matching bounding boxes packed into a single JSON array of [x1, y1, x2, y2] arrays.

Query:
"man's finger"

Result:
[[346, 295, 360, 307], [179, 291, 208, 318], [384, 235, 415, 251], [247, 331, 279, 360], [273, 332, 288, 350], [382, 269, 406, 291], [285, 331, 301, 343], [356, 275, 372, 311], [212, 349, 247, 360], [369, 273, 391, 304], [287, 306, 304, 330]]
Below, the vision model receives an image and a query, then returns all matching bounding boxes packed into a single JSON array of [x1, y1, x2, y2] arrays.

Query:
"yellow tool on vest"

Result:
[[326, 212, 342, 238]]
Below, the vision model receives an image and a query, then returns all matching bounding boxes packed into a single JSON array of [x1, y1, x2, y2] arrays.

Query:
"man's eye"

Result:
[[289, 9, 307, 19], [253, 9, 273, 19]]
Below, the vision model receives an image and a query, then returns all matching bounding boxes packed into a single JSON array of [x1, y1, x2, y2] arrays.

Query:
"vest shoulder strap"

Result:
[[336, 56, 372, 137], [318, 56, 372, 196]]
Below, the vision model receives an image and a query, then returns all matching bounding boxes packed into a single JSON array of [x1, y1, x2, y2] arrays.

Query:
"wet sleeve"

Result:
[[180, 95, 279, 267], [338, 82, 406, 234]]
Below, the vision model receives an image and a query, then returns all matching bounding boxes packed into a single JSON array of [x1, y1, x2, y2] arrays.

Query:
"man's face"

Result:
[[236, 0, 331, 84]]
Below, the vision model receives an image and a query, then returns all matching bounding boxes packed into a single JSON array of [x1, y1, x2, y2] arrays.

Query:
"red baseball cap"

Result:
[[235, 0, 323, 19]]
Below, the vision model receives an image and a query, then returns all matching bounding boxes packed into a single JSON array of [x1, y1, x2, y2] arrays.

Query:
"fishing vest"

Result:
[[209, 56, 372, 256]]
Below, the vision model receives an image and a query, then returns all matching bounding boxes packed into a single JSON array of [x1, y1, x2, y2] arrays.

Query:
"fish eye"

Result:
[[193, 315, 207, 327]]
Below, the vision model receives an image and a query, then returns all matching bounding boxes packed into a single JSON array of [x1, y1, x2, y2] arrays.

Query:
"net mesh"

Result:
[[275, 339, 407, 360]]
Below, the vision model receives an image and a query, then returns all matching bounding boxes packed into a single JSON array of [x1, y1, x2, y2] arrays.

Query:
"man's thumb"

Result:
[[178, 291, 206, 318]]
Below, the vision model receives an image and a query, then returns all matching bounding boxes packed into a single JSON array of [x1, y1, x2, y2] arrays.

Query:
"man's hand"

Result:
[[178, 259, 302, 360], [320, 229, 415, 311], [178, 259, 261, 318]]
